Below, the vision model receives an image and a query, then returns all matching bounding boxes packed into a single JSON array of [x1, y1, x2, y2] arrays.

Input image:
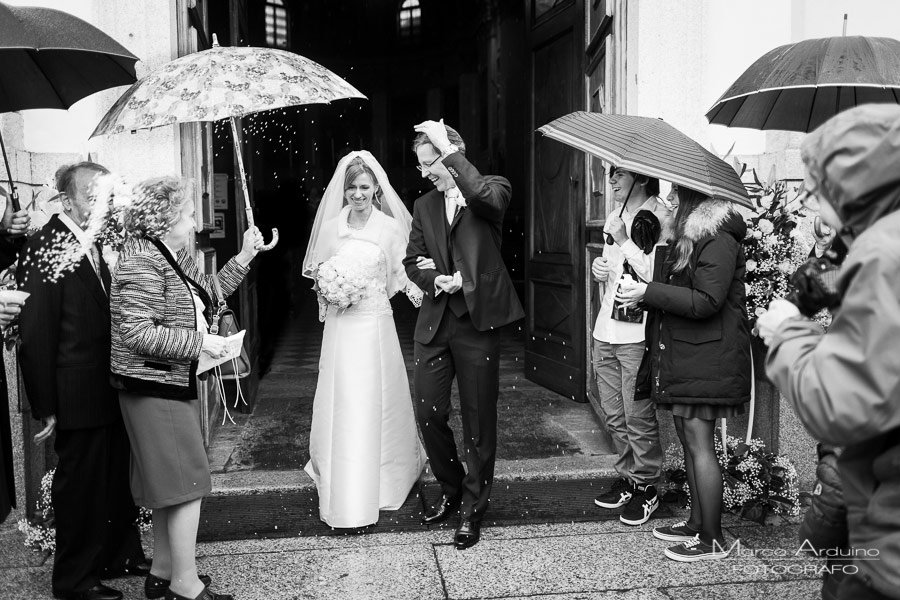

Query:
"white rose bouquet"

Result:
[[314, 254, 370, 310]]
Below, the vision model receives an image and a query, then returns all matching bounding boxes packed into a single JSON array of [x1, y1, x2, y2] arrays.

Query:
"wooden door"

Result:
[[525, 0, 585, 401]]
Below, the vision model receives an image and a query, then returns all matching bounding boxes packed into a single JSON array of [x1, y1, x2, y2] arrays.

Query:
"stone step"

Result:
[[198, 470, 678, 542]]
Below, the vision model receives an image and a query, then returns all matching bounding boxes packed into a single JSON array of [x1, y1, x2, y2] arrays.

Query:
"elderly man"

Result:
[[18, 162, 147, 600]]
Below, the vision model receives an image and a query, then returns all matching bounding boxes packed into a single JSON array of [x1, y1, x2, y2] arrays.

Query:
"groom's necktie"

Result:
[[88, 244, 107, 295], [445, 188, 462, 224], [443, 189, 468, 318]]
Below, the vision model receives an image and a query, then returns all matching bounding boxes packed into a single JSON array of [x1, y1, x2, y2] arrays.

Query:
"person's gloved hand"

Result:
[[757, 298, 801, 344]]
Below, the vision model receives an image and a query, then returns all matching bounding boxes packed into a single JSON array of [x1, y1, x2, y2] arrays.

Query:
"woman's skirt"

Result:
[[119, 392, 211, 509], [658, 402, 746, 420]]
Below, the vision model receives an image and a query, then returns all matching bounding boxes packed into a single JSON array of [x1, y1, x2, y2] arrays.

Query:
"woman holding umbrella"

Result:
[[617, 184, 752, 562], [111, 177, 262, 600]]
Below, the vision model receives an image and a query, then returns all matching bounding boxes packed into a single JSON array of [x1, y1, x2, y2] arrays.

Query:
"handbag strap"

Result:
[[209, 274, 228, 335], [210, 273, 227, 308]]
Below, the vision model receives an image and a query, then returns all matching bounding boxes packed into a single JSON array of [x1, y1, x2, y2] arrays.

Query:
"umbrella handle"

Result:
[[258, 228, 279, 251], [230, 117, 278, 252]]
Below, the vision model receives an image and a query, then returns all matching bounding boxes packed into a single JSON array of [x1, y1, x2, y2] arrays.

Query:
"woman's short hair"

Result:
[[124, 176, 192, 239], [411, 123, 466, 156]]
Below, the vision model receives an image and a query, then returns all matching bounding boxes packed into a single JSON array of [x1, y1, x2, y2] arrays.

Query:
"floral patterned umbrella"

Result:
[[91, 35, 367, 249]]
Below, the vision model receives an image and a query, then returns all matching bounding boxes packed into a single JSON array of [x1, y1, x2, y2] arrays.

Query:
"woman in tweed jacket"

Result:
[[111, 176, 261, 600]]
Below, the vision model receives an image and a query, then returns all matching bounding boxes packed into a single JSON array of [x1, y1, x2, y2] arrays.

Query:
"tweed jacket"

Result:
[[110, 236, 249, 399]]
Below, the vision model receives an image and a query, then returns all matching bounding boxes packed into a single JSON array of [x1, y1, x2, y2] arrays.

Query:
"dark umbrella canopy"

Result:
[[0, 2, 138, 112], [706, 36, 900, 133], [0, 2, 138, 209]]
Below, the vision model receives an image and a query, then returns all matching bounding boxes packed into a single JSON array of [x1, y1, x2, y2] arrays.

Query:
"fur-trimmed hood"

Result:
[[683, 199, 746, 244]]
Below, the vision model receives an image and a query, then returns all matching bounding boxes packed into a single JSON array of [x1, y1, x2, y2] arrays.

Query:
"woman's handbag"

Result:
[[209, 274, 251, 379], [209, 274, 251, 424]]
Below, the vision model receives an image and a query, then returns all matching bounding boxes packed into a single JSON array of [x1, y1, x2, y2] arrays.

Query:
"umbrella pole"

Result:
[[605, 178, 636, 245], [0, 131, 21, 212], [229, 116, 278, 251]]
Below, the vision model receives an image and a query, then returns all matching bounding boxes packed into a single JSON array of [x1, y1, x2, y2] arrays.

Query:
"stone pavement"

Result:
[[0, 508, 824, 599]]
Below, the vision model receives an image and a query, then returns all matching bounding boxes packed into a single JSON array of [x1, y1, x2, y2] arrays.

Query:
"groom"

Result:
[[404, 119, 524, 549]]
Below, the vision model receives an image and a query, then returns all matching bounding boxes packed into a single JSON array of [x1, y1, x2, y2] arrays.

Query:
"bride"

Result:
[[302, 150, 425, 528]]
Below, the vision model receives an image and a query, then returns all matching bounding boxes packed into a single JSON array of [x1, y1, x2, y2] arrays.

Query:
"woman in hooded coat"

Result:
[[759, 103, 900, 600]]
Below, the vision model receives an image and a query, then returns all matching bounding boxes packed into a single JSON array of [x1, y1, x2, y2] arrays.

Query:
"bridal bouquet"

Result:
[[314, 253, 370, 310]]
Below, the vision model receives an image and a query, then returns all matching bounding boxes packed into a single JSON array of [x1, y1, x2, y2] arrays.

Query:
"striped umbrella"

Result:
[[537, 112, 751, 208]]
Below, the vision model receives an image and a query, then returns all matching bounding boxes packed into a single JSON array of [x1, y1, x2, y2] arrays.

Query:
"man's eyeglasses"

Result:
[[416, 156, 441, 172], [797, 187, 821, 212]]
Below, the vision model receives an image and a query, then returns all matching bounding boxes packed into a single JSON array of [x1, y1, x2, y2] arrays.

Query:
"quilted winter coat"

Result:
[[635, 199, 752, 407]]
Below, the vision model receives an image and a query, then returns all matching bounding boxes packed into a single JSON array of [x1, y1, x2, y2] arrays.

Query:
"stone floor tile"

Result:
[[664, 579, 821, 599], [0, 529, 50, 568], [490, 591, 669, 600], [435, 531, 780, 599], [196, 543, 444, 600]]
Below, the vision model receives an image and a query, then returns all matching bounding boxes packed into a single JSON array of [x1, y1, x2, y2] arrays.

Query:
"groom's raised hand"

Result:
[[414, 119, 451, 154]]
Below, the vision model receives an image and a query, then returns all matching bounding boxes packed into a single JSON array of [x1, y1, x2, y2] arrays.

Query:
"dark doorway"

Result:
[[230, 0, 530, 376]]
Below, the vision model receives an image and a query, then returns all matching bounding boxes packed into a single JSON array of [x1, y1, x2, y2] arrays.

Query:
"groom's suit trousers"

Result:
[[414, 308, 500, 523]]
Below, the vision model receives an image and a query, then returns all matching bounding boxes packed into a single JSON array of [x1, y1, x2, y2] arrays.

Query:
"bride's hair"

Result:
[[343, 157, 382, 207]]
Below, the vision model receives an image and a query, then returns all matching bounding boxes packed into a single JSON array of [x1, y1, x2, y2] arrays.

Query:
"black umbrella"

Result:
[[0, 2, 138, 210], [706, 36, 900, 133]]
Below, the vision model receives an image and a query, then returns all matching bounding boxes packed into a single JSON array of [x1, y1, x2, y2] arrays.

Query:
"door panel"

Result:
[[526, 1, 584, 401]]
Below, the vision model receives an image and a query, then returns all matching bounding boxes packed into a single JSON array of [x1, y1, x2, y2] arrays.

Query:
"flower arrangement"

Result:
[[17, 468, 151, 554], [661, 435, 800, 524], [314, 240, 379, 310], [739, 169, 810, 334]]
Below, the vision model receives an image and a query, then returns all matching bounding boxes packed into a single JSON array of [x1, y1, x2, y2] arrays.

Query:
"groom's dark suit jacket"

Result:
[[404, 152, 524, 342]]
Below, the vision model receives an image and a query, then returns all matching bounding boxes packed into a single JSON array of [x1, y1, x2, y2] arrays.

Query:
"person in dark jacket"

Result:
[[619, 184, 751, 562], [799, 444, 850, 600], [759, 104, 900, 600], [0, 188, 29, 524]]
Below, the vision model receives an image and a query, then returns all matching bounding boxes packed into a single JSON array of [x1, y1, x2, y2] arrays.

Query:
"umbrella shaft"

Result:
[[0, 132, 20, 211], [230, 117, 254, 228]]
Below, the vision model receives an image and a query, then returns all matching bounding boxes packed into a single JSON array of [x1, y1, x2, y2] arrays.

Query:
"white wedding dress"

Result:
[[305, 210, 426, 528]]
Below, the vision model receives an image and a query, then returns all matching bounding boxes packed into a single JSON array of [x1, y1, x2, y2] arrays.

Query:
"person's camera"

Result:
[[611, 264, 644, 323], [785, 257, 842, 317]]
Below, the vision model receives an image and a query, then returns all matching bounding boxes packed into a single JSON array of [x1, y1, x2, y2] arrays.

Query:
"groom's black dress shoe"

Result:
[[53, 583, 123, 600], [454, 519, 481, 550], [421, 494, 461, 525], [146, 573, 213, 600], [101, 559, 152, 579]]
